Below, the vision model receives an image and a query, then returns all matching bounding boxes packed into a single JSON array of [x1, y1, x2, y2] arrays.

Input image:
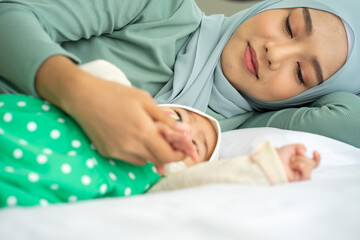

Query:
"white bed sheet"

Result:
[[0, 127, 360, 240]]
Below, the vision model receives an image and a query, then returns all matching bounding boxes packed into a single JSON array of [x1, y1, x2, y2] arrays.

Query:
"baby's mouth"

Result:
[[243, 43, 259, 78]]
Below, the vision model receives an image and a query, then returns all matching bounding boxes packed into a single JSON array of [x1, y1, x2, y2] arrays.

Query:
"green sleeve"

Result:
[[240, 92, 360, 148], [0, 0, 154, 95]]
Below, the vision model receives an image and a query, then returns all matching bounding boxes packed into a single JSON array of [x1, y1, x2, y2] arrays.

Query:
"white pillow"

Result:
[[219, 127, 360, 167]]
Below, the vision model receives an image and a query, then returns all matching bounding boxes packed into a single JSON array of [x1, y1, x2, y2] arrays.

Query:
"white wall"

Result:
[[194, 0, 261, 16]]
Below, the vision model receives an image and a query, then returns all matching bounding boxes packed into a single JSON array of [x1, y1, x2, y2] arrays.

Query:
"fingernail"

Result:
[[191, 153, 199, 162], [165, 111, 180, 121]]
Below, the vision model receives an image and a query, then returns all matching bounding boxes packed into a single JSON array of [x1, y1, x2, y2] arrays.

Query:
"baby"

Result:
[[152, 106, 320, 192], [0, 61, 320, 208], [0, 94, 217, 207]]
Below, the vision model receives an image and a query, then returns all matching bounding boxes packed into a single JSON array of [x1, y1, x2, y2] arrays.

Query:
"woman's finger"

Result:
[[155, 116, 198, 161], [144, 129, 188, 165]]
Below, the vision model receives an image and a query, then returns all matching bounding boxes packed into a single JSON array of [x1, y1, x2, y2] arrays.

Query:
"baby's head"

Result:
[[160, 104, 221, 174]]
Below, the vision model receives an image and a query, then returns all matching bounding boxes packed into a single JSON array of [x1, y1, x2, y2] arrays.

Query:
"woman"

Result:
[[0, 0, 359, 169]]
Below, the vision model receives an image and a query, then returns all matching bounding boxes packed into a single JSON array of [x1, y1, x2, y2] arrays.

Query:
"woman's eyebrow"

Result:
[[303, 7, 313, 35], [302, 8, 324, 85], [312, 57, 324, 85]]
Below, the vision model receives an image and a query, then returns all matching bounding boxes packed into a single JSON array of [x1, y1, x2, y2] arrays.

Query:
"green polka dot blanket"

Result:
[[0, 95, 160, 208]]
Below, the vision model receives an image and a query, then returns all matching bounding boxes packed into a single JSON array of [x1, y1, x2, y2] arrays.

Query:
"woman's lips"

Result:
[[244, 43, 259, 77]]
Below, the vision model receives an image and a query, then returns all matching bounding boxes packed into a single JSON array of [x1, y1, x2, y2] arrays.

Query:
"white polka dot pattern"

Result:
[[61, 164, 72, 174], [4, 166, 14, 173], [81, 175, 91, 185], [3, 112, 12, 122], [109, 172, 117, 181], [37, 154, 48, 164], [27, 121, 37, 132], [13, 149, 23, 159], [57, 118, 65, 123], [40, 199, 49, 207], [71, 140, 81, 148], [67, 150, 77, 156], [100, 184, 107, 194], [43, 148, 53, 155], [86, 158, 97, 169], [50, 129, 60, 139], [124, 187, 131, 196], [7, 196, 17, 206], [28, 172, 40, 182], [17, 101, 26, 107], [128, 172, 136, 180], [42, 104, 50, 111], [18, 139, 28, 145], [68, 195, 77, 202]]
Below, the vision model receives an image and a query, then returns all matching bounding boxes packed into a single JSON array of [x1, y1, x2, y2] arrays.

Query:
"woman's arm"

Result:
[[240, 92, 360, 148], [0, 0, 196, 166], [0, 0, 150, 95], [35, 55, 194, 167]]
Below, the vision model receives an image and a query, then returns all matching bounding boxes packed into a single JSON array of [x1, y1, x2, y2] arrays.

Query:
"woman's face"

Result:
[[221, 8, 348, 101]]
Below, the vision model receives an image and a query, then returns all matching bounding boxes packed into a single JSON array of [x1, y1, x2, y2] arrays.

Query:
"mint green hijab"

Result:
[[155, 0, 359, 116]]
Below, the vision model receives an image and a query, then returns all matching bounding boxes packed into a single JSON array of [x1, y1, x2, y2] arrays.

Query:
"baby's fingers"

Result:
[[312, 151, 321, 168], [295, 144, 306, 156], [290, 157, 313, 181]]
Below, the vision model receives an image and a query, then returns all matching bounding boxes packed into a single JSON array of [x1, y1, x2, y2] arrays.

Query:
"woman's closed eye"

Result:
[[284, 14, 305, 85], [296, 62, 305, 85], [284, 15, 293, 38]]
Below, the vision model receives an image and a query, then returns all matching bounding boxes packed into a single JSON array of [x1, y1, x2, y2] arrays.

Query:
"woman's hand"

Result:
[[35, 56, 197, 167], [276, 144, 321, 182]]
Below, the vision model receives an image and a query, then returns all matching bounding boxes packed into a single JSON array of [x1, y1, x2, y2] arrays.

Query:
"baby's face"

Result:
[[163, 107, 217, 166], [221, 7, 347, 101]]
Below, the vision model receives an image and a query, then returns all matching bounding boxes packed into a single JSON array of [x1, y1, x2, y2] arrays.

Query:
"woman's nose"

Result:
[[264, 41, 302, 70]]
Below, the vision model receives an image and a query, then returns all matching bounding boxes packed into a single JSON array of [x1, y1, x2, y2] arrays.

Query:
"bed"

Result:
[[0, 127, 359, 240]]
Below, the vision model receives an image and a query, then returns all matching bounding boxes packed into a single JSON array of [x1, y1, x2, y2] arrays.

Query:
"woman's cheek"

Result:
[[272, 83, 301, 100]]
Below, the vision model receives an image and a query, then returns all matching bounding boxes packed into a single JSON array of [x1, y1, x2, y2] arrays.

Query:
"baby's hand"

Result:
[[276, 144, 321, 182]]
